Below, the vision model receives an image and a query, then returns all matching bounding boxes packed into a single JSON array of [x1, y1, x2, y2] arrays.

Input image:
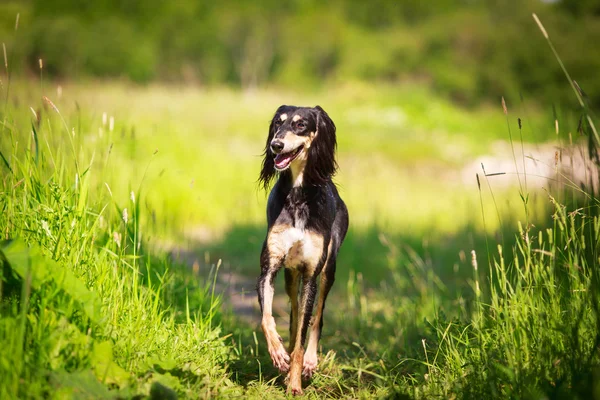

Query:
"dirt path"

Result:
[[460, 141, 598, 190], [167, 247, 289, 327]]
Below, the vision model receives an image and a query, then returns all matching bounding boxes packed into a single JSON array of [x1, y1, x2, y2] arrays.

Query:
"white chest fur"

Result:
[[267, 225, 324, 271]]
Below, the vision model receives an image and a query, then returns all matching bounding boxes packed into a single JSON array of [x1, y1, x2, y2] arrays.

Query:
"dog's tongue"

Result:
[[275, 153, 293, 168]]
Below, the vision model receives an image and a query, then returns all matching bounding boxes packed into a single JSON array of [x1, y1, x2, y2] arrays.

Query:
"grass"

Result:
[[0, 104, 235, 398], [5, 79, 556, 236], [2, 15, 600, 398]]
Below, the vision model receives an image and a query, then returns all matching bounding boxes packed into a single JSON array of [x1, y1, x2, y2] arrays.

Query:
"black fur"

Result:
[[256, 105, 349, 389]]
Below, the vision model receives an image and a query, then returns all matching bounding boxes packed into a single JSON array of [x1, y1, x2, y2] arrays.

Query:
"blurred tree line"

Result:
[[1, 0, 599, 107]]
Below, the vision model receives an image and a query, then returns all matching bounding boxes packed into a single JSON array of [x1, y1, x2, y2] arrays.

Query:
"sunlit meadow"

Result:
[[1, 12, 599, 399]]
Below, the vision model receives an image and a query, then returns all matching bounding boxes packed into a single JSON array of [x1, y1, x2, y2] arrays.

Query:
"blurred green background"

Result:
[[2, 1, 600, 398], [2, 0, 600, 107], [1, 0, 596, 286]]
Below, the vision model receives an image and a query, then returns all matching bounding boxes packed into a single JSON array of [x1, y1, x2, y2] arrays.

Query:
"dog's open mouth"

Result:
[[274, 146, 303, 170]]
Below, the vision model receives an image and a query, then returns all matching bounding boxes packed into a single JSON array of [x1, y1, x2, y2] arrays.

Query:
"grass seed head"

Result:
[[112, 231, 121, 248], [42, 96, 59, 113], [533, 13, 549, 39], [471, 250, 478, 271]]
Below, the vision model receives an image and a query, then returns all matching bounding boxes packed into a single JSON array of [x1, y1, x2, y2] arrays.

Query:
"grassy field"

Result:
[[2, 57, 600, 398]]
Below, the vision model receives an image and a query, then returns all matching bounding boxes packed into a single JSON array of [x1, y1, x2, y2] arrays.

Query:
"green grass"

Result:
[[4, 79, 557, 239], [2, 25, 600, 398], [0, 105, 236, 398]]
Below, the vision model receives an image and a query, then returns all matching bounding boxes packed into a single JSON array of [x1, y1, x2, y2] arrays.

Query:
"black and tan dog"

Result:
[[257, 105, 349, 395]]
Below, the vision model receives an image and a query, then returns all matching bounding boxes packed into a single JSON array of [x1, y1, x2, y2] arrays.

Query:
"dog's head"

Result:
[[259, 105, 337, 189]]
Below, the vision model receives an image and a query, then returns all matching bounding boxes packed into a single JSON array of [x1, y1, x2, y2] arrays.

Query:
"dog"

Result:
[[257, 105, 349, 395]]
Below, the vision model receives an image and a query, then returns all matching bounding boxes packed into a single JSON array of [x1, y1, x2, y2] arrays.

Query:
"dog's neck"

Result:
[[290, 160, 306, 188]]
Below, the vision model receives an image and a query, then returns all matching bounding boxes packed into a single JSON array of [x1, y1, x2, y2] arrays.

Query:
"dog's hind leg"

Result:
[[303, 256, 336, 378], [287, 273, 318, 395], [285, 269, 300, 353], [257, 245, 289, 373]]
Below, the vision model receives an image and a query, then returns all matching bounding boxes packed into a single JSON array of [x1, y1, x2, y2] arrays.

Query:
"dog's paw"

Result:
[[288, 386, 303, 396], [268, 342, 290, 373], [302, 352, 318, 379], [287, 375, 303, 397]]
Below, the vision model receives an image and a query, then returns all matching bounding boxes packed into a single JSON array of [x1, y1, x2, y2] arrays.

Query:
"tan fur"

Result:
[[261, 315, 281, 351], [267, 224, 324, 275], [292, 114, 302, 122], [286, 270, 300, 352], [288, 347, 305, 395], [278, 131, 308, 154], [288, 270, 321, 394], [282, 131, 316, 186], [304, 240, 333, 366], [280, 113, 288, 121], [260, 275, 290, 372], [266, 223, 292, 265]]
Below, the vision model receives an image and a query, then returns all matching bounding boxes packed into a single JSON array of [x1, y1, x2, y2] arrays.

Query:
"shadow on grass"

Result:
[[151, 177, 600, 397], [198, 214, 549, 300], [178, 203, 558, 395]]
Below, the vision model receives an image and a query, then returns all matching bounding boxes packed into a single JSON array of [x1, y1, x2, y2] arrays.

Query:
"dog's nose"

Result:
[[270, 140, 284, 154]]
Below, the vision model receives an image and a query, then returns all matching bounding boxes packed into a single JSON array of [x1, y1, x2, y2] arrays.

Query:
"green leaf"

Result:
[[151, 372, 182, 393], [1, 239, 50, 287], [0, 239, 102, 322], [91, 341, 131, 388], [146, 355, 178, 371], [50, 370, 116, 400]]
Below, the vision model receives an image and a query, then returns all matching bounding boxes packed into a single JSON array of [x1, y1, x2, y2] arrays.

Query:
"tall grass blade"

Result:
[[532, 13, 599, 144], [31, 122, 39, 165], [0, 148, 12, 174]]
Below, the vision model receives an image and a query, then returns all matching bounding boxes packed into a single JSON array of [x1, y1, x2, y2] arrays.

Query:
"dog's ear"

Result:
[[259, 106, 287, 190], [304, 105, 337, 186], [314, 106, 335, 139]]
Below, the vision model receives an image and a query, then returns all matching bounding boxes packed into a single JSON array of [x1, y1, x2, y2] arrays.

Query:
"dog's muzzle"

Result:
[[270, 140, 285, 154]]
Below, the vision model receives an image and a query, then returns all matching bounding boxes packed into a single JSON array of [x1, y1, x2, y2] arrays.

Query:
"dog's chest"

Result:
[[276, 226, 322, 270]]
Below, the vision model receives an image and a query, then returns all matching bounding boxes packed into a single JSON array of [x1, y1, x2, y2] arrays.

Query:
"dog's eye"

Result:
[[296, 121, 306, 130], [274, 119, 283, 127]]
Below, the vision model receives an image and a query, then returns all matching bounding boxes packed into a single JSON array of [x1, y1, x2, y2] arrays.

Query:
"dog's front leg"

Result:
[[287, 273, 318, 395], [257, 247, 289, 373], [285, 269, 300, 353]]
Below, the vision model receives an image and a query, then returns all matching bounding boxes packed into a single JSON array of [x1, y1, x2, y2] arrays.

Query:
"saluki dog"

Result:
[[257, 105, 349, 395]]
